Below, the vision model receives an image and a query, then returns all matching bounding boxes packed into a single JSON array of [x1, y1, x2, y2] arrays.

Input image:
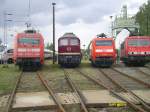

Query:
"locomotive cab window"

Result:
[[59, 38, 68, 46], [70, 38, 79, 45], [18, 38, 40, 45], [96, 40, 112, 46], [128, 40, 150, 46]]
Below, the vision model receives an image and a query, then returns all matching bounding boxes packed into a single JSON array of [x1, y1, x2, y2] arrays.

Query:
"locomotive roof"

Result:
[[17, 32, 41, 36], [17, 29, 41, 36], [61, 32, 77, 38], [16, 31, 43, 39], [24, 29, 37, 33], [93, 37, 114, 41], [96, 33, 107, 38]]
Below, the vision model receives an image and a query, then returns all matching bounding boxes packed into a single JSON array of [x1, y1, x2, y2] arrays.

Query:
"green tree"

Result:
[[45, 43, 53, 50], [136, 0, 150, 36]]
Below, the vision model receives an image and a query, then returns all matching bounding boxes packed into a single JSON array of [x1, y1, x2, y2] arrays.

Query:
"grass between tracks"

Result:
[[0, 59, 92, 95], [0, 64, 20, 95], [41, 59, 96, 92]]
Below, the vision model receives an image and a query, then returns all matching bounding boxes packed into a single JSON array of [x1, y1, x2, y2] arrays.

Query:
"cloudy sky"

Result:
[[0, 0, 148, 49]]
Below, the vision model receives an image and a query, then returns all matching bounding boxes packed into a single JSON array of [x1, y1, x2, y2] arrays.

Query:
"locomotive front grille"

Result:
[[58, 55, 81, 64], [94, 56, 115, 66], [128, 56, 150, 61], [96, 56, 113, 60]]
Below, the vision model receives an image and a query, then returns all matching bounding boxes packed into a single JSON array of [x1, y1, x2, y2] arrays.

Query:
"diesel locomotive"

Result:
[[58, 33, 81, 67]]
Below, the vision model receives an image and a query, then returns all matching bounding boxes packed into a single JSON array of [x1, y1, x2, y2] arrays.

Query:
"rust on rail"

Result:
[[112, 68, 150, 88], [99, 69, 150, 111], [6, 72, 23, 112], [37, 72, 66, 112], [75, 69, 148, 112], [63, 69, 89, 112]]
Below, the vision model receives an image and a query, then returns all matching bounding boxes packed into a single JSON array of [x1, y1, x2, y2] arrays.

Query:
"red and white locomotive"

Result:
[[58, 33, 81, 67], [13, 29, 44, 70], [120, 36, 150, 66], [89, 34, 116, 67]]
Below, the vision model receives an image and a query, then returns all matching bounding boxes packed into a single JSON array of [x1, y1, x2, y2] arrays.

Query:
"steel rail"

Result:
[[145, 66, 150, 69], [99, 69, 150, 111], [135, 68, 150, 78], [63, 69, 89, 112], [5, 72, 23, 112], [75, 69, 148, 112], [37, 72, 66, 112], [112, 68, 150, 88]]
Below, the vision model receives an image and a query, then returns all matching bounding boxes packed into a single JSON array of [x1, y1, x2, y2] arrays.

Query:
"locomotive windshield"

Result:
[[128, 39, 150, 46], [59, 38, 68, 46], [96, 40, 112, 46], [18, 38, 40, 45], [59, 38, 79, 46], [70, 38, 79, 45]]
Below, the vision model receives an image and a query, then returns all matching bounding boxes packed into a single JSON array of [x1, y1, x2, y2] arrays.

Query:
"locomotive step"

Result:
[[12, 90, 150, 110]]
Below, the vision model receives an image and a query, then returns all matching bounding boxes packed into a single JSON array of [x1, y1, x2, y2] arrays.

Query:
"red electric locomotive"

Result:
[[89, 34, 116, 67], [58, 32, 81, 67], [120, 36, 150, 66], [13, 29, 44, 70]]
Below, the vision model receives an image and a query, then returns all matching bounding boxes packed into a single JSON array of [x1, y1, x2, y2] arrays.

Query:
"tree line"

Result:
[[136, 0, 150, 36], [45, 43, 53, 50]]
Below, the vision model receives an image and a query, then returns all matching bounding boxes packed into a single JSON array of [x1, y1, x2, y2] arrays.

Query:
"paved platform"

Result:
[[13, 92, 56, 110], [12, 90, 150, 110]]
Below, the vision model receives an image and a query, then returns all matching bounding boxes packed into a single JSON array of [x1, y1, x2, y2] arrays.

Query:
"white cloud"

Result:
[[38, 19, 110, 50], [0, 0, 148, 49]]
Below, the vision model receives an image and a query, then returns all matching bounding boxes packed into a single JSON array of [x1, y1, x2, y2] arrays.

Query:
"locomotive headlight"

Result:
[[18, 48, 40, 52], [128, 52, 132, 54], [96, 49, 113, 52], [95, 49, 103, 52], [106, 49, 113, 52], [32, 48, 40, 52]]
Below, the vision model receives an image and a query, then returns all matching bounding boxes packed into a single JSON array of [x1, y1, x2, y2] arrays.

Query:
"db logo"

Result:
[[67, 47, 71, 51]]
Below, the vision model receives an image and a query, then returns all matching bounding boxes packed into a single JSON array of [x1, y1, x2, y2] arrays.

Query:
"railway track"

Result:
[[5, 67, 150, 112], [111, 66, 150, 84], [62, 68, 107, 112], [6, 72, 66, 112], [63, 69, 89, 112], [135, 67, 150, 78], [111, 67, 150, 88], [73, 68, 149, 112], [98, 68, 150, 111]]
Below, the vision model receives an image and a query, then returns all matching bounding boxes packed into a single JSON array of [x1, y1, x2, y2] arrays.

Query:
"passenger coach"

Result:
[[58, 33, 81, 67], [89, 33, 116, 67]]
